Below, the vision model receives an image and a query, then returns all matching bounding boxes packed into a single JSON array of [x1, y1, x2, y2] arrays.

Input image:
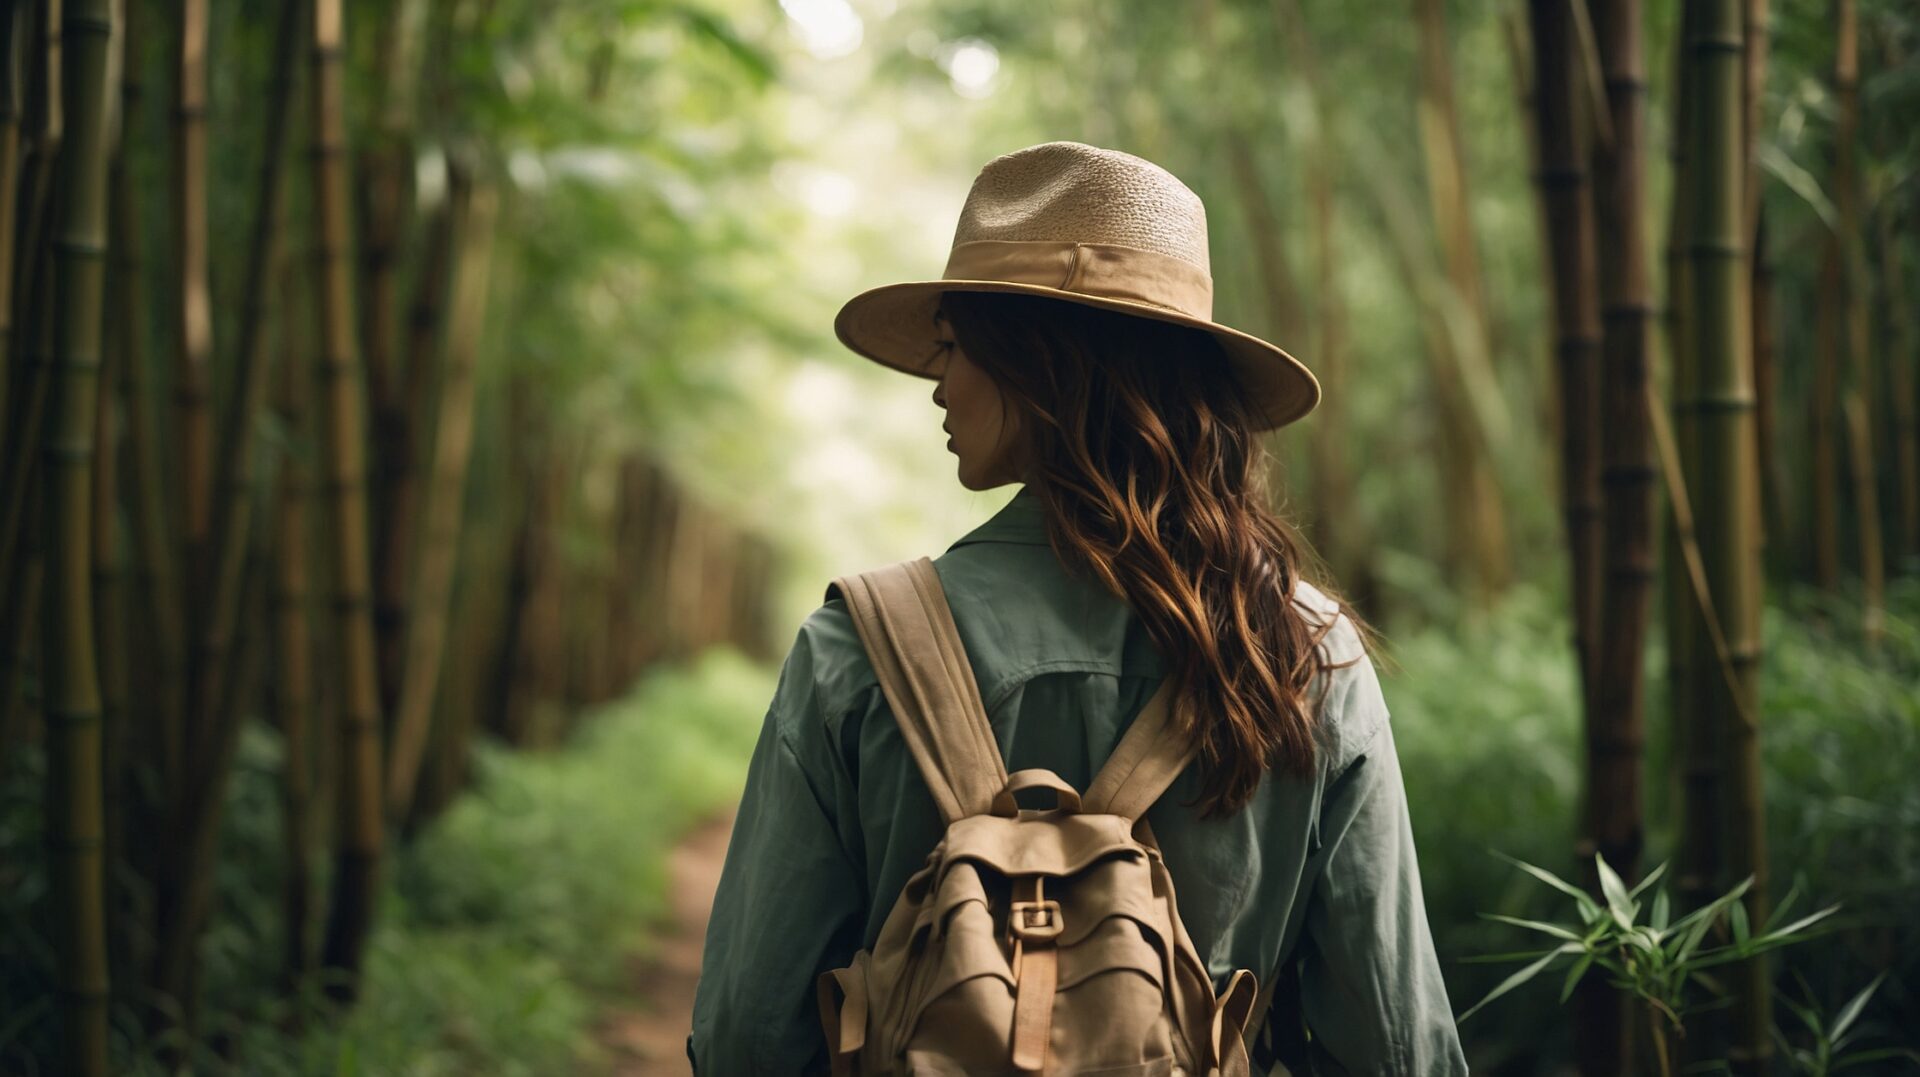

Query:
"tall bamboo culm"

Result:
[[1415, 0, 1511, 610], [42, 0, 114, 1070], [1831, 0, 1884, 644], [1676, 0, 1768, 1069], [309, 0, 385, 1000], [171, 0, 212, 609], [386, 164, 496, 821], [1530, 1, 1621, 1071], [1586, 0, 1659, 1070]]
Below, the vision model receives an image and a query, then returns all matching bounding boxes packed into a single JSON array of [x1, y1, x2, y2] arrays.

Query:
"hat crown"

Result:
[[951, 141, 1211, 271]]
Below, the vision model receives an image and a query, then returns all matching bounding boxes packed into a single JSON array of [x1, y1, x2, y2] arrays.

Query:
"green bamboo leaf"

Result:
[[1558, 949, 1596, 1003], [1596, 853, 1636, 928], [1829, 971, 1887, 1042], [1458, 943, 1581, 1023], [1764, 879, 1803, 933], [1627, 860, 1669, 901], [1651, 890, 1671, 932], [1748, 904, 1842, 948], [1673, 907, 1720, 963], [1462, 947, 1566, 964], [1497, 852, 1590, 903], [1483, 914, 1583, 941], [1730, 898, 1750, 945], [1833, 1047, 1920, 1071], [1759, 143, 1839, 234]]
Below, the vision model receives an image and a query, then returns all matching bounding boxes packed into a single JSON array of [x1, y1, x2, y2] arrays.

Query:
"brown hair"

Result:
[[939, 290, 1378, 818]]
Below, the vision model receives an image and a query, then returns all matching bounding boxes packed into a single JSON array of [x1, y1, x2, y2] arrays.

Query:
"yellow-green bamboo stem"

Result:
[[43, 0, 113, 1069], [109, 111, 186, 795], [364, 0, 426, 722], [1414, 0, 1512, 609], [190, 0, 302, 762], [170, 0, 211, 579], [386, 170, 496, 821], [1832, 0, 1883, 644], [1678, 0, 1768, 1069], [310, 0, 385, 998]]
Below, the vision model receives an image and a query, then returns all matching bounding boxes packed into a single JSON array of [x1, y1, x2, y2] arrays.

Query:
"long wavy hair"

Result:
[[939, 290, 1379, 818]]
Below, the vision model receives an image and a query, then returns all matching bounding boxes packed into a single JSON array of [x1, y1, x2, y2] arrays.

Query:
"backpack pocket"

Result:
[[897, 882, 1181, 1076]]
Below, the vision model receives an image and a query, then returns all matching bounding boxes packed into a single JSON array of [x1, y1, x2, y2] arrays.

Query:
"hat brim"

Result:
[[833, 279, 1322, 432]]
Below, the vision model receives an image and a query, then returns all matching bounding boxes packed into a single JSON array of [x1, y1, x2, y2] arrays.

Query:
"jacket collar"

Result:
[[946, 485, 1052, 549]]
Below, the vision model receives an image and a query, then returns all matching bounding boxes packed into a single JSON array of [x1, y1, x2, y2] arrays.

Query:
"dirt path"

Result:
[[597, 810, 735, 1075]]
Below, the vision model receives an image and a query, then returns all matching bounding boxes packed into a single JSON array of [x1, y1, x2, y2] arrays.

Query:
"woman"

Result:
[[690, 141, 1466, 1074]]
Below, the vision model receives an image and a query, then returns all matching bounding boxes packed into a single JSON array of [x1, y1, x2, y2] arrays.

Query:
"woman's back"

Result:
[[689, 488, 1467, 1074]]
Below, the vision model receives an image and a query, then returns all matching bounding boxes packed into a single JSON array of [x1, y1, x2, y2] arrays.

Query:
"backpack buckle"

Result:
[[1009, 899, 1063, 942]]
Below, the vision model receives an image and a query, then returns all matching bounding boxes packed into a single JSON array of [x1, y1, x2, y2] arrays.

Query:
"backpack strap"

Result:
[[827, 556, 1008, 825], [1081, 673, 1194, 820]]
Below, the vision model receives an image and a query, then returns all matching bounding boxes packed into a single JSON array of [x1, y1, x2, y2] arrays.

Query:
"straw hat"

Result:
[[834, 140, 1321, 431]]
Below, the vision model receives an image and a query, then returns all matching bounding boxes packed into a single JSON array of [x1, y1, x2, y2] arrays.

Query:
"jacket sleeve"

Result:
[[688, 626, 867, 1075], [1291, 665, 1469, 1075]]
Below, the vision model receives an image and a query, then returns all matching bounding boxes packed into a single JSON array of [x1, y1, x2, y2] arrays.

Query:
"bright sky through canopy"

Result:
[[781, 0, 864, 59]]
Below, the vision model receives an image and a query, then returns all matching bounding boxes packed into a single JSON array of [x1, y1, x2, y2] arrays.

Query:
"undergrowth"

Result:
[[1379, 571, 1920, 1073], [2, 646, 770, 1076]]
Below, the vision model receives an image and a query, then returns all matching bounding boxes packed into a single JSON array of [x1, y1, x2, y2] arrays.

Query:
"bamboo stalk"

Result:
[[1883, 194, 1917, 558], [152, 0, 309, 1025], [43, 0, 114, 1069], [363, 0, 425, 722], [1677, 0, 1768, 1068], [0, 3, 29, 426], [170, 0, 212, 586], [109, 100, 186, 795], [271, 231, 317, 997], [1752, 215, 1784, 560], [310, 0, 385, 1000], [1832, 0, 1883, 644], [1268, 0, 1367, 607], [0, 0, 63, 677], [386, 168, 496, 821], [1662, 2, 1702, 926], [0, 182, 58, 750], [1529, 0, 1605, 714], [90, 0, 127, 994], [7, 0, 61, 438], [1416, 0, 1511, 610], [188, 0, 302, 766], [1584, 0, 1657, 1068], [1812, 240, 1842, 589]]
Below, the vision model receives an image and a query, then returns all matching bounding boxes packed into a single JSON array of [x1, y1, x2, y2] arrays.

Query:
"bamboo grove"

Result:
[[0, 1, 781, 1070], [1517, 0, 1907, 1072], [0, 0, 1915, 1072]]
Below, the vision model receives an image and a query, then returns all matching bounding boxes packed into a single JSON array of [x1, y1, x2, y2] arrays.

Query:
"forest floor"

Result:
[[595, 809, 736, 1075]]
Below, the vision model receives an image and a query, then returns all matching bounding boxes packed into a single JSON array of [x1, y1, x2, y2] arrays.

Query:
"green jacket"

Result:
[[690, 487, 1467, 1074]]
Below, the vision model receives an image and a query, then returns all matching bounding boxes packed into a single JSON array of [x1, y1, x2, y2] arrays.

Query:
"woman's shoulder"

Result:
[[1287, 577, 1391, 774], [776, 593, 876, 731]]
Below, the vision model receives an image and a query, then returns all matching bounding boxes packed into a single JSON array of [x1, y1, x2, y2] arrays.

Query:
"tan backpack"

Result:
[[818, 557, 1264, 1077]]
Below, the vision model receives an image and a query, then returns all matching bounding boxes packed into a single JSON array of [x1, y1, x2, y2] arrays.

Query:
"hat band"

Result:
[[941, 239, 1214, 321]]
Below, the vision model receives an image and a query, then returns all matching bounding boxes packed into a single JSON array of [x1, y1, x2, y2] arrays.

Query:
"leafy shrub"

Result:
[[1379, 574, 1920, 1073]]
